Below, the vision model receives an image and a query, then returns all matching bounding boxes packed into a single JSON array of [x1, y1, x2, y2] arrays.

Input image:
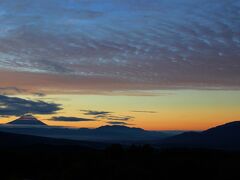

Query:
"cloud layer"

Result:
[[51, 116, 96, 122], [0, 0, 239, 91], [81, 110, 134, 121], [0, 95, 61, 116], [81, 110, 111, 116]]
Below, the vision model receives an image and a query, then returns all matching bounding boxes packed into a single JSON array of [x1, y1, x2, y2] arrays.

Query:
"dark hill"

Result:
[[160, 121, 240, 150], [0, 131, 106, 149], [93, 125, 168, 142], [0, 124, 169, 142]]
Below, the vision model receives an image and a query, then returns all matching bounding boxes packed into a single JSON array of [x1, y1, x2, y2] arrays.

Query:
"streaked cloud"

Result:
[[0, 87, 25, 95], [81, 109, 134, 121], [81, 110, 134, 121], [81, 110, 111, 116], [51, 116, 96, 122], [0, 86, 46, 96], [131, 110, 157, 113], [33, 92, 46, 97], [103, 115, 134, 121], [0, 0, 239, 93], [107, 121, 132, 126]]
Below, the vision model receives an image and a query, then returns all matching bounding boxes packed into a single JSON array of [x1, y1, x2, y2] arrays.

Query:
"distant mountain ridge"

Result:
[[1, 119, 240, 150], [160, 121, 240, 150], [0, 123, 170, 143]]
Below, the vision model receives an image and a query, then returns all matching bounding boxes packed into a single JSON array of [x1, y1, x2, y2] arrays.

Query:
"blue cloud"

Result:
[[0, 95, 61, 116], [0, 0, 239, 89]]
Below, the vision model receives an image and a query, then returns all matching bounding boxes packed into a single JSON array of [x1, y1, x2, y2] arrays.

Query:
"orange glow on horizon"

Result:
[[1, 90, 240, 131]]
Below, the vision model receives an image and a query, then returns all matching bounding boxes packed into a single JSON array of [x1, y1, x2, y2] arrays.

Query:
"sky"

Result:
[[0, 0, 240, 130]]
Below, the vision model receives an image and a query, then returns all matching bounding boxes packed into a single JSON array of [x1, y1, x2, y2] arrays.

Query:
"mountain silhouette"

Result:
[[160, 121, 240, 150], [7, 114, 47, 126], [0, 130, 106, 149], [95, 125, 145, 133], [0, 124, 169, 142], [92, 125, 164, 142]]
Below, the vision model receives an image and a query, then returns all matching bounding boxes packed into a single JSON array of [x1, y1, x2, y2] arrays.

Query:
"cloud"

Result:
[[33, 92, 46, 97], [0, 95, 61, 116], [0, 0, 239, 92], [81, 109, 134, 121], [107, 121, 132, 126], [131, 110, 157, 113], [50, 116, 96, 122], [104, 115, 134, 121], [0, 86, 47, 97], [81, 110, 111, 116], [0, 87, 26, 95]]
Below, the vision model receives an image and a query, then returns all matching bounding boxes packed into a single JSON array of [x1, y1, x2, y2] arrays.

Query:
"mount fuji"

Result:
[[7, 114, 47, 126]]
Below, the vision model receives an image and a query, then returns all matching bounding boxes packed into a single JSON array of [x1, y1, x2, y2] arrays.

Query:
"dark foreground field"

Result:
[[1, 145, 240, 180]]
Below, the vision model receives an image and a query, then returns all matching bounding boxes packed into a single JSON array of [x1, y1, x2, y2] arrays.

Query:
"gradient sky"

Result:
[[0, 0, 240, 130]]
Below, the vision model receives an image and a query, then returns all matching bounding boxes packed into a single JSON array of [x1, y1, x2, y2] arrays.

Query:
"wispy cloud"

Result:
[[131, 111, 157, 114], [107, 121, 132, 126], [0, 86, 47, 97], [0, 0, 239, 92], [81, 110, 111, 116], [0, 87, 26, 95], [103, 115, 134, 121], [81, 109, 134, 121], [50, 116, 96, 122], [33, 92, 46, 97]]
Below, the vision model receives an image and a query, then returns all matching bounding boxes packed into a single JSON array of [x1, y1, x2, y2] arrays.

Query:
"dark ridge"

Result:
[[0, 131, 106, 149], [96, 125, 145, 132], [160, 121, 240, 150]]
